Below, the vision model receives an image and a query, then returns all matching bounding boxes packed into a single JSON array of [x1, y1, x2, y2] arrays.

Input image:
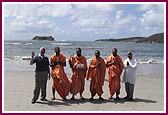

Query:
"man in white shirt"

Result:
[[122, 51, 137, 101]]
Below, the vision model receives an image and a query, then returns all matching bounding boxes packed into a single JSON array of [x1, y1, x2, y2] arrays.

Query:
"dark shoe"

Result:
[[70, 97, 75, 100], [62, 97, 67, 101], [123, 96, 129, 99], [128, 98, 133, 101], [108, 96, 113, 100], [40, 98, 48, 101], [116, 96, 120, 100], [89, 97, 94, 101], [31, 99, 36, 104], [99, 96, 104, 101]]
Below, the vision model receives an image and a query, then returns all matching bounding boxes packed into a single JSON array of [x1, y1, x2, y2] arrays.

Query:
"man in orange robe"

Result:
[[50, 47, 71, 101], [87, 50, 106, 100], [69, 48, 87, 100], [106, 48, 124, 100]]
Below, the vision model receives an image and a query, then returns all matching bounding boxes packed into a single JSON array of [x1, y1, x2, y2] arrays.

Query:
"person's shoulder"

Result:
[[60, 53, 66, 57], [81, 55, 86, 58], [69, 55, 75, 58], [107, 55, 111, 58], [98, 57, 104, 61], [132, 57, 136, 62], [99, 57, 106, 63], [91, 57, 96, 61], [44, 56, 49, 60], [34, 55, 39, 59], [117, 54, 121, 57], [107, 54, 112, 59]]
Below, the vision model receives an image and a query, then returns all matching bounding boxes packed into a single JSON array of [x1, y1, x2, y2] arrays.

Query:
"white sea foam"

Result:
[[4, 56, 164, 64], [25, 43, 32, 45], [4, 43, 21, 45], [51, 43, 73, 46], [136, 59, 164, 64], [4, 56, 31, 60], [4, 42, 32, 45]]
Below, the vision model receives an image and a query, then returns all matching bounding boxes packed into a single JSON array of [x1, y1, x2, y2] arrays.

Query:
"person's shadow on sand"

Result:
[[104, 97, 157, 104], [35, 97, 157, 106]]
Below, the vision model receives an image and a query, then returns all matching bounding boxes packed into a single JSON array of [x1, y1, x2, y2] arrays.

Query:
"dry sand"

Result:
[[3, 67, 164, 112]]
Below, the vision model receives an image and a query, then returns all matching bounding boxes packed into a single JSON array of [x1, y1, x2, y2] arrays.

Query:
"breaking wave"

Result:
[[4, 56, 164, 64], [51, 43, 73, 46]]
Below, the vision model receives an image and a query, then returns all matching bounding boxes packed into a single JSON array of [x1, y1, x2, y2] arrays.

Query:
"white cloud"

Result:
[[140, 9, 164, 27], [116, 10, 124, 19], [3, 3, 165, 41], [137, 4, 164, 12], [114, 13, 137, 29], [72, 18, 110, 28], [76, 4, 125, 12], [49, 4, 73, 17]]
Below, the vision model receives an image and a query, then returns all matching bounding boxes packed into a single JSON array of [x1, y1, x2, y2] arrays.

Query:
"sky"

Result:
[[3, 3, 165, 41]]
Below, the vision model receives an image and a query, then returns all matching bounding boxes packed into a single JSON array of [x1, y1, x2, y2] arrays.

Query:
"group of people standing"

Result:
[[30, 47, 137, 104]]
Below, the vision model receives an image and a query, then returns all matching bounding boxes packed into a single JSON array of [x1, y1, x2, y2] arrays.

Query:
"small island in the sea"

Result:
[[95, 33, 164, 44], [32, 36, 54, 41]]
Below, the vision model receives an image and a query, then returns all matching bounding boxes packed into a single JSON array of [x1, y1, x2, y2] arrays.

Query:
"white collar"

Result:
[[39, 53, 46, 59]]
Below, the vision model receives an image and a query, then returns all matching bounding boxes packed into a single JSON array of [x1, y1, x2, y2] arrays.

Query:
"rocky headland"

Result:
[[32, 36, 54, 41], [95, 33, 164, 44]]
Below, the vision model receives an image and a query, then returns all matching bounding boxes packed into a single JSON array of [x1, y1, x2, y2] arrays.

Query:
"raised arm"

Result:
[[30, 51, 35, 65]]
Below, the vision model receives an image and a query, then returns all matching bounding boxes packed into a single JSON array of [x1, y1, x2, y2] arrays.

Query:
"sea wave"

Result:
[[83, 47, 103, 49], [4, 43, 21, 45], [4, 56, 31, 60], [4, 56, 164, 64], [136, 59, 164, 64], [4, 42, 32, 45], [51, 43, 73, 46]]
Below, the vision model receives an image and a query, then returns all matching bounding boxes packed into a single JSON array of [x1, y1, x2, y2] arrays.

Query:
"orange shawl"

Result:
[[69, 54, 87, 95], [87, 57, 106, 96], [51, 53, 71, 98], [106, 54, 124, 96], [106, 54, 124, 78]]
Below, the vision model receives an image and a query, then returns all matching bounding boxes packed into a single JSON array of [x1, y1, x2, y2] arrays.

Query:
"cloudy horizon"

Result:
[[3, 3, 165, 41]]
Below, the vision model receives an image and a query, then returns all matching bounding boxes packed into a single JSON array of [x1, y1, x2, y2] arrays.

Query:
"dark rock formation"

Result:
[[32, 36, 54, 41]]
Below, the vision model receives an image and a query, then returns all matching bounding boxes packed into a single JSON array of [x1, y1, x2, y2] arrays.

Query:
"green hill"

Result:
[[95, 33, 164, 44]]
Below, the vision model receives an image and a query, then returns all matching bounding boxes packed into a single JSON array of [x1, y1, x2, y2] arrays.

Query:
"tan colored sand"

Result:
[[4, 71, 164, 112]]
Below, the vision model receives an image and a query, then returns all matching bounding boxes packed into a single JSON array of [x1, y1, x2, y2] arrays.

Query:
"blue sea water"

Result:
[[4, 40, 164, 73]]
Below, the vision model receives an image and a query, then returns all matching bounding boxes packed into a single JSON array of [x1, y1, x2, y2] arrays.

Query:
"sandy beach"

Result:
[[3, 64, 165, 112]]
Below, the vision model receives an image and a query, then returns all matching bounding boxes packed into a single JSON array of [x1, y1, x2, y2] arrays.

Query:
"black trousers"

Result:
[[125, 82, 134, 99]]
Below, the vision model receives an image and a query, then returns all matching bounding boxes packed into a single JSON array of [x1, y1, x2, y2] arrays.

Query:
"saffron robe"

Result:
[[51, 53, 71, 99], [106, 54, 124, 97], [87, 57, 106, 96], [69, 54, 87, 95]]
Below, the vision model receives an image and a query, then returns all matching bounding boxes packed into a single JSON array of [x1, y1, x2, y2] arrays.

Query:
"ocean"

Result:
[[4, 40, 164, 77]]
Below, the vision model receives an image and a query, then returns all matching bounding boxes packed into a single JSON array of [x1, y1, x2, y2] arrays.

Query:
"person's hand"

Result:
[[49, 75, 51, 80], [56, 59, 59, 63], [32, 51, 35, 58], [48, 74, 51, 80], [95, 63, 100, 68], [114, 58, 118, 63], [50, 63, 55, 67], [127, 61, 129, 66]]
